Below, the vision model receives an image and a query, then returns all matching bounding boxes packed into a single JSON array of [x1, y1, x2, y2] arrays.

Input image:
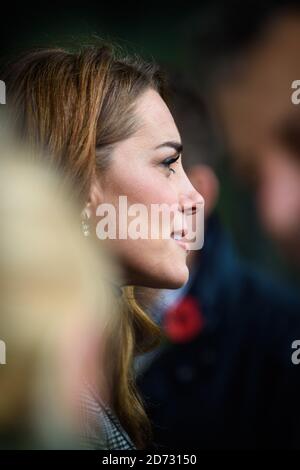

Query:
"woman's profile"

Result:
[[3, 43, 203, 449]]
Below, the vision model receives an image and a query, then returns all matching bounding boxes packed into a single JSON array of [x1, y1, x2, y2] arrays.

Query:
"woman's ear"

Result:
[[187, 164, 219, 217], [82, 175, 105, 237], [87, 174, 104, 213]]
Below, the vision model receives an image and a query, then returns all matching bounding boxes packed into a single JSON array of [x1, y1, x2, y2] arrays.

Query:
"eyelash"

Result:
[[161, 154, 180, 174]]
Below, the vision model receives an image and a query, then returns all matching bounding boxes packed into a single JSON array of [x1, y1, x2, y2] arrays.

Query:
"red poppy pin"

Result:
[[163, 296, 204, 343]]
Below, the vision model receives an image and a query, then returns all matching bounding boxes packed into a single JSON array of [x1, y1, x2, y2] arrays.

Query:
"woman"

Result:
[[3, 44, 203, 449]]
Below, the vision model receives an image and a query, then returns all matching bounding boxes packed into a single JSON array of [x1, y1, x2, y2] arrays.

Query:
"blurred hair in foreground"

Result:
[[0, 119, 117, 448]]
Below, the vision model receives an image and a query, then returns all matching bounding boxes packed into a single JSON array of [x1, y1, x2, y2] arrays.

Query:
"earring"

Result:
[[81, 205, 91, 237]]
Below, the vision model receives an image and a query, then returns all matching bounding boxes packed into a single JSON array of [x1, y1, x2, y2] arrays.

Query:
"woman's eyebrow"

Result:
[[154, 141, 183, 153]]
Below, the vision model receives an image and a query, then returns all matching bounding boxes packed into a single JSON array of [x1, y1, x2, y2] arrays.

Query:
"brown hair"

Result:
[[3, 43, 164, 448]]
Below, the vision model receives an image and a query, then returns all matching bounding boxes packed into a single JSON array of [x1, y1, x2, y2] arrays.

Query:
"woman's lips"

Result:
[[171, 232, 189, 252]]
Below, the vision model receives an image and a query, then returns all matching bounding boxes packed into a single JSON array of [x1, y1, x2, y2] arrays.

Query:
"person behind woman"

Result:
[[3, 43, 203, 449]]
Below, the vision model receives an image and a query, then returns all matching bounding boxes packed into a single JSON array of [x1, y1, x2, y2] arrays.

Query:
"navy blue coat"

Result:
[[138, 216, 300, 449]]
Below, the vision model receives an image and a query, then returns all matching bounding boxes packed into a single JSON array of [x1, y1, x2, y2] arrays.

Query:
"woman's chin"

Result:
[[125, 264, 189, 290], [164, 272, 189, 289], [122, 246, 190, 289], [151, 264, 189, 290]]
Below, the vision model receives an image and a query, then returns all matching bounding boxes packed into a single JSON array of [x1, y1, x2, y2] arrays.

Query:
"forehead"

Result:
[[134, 88, 180, 146]]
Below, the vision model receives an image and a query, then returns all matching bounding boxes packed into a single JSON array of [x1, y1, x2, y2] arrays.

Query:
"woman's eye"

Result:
[[161, 154, 180, 175]]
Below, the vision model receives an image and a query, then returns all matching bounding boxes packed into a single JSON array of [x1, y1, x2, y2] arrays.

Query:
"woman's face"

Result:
[[91, 89, 204, 289]]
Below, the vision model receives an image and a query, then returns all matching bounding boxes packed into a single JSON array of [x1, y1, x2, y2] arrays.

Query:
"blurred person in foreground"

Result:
[[193, 0, 300, 266], [0, 128, 116, 449], [137, 76, 300, 449]]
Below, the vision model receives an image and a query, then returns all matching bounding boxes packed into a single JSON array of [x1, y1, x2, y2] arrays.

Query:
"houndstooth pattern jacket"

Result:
[[79, 384, 136, 450]]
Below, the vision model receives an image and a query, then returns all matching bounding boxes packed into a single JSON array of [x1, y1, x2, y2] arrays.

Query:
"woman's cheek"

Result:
[[112, 165, 177, 205]]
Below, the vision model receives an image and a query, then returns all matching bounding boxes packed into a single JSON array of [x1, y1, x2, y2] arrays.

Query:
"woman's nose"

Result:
[[179, 187, 204, 215]]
